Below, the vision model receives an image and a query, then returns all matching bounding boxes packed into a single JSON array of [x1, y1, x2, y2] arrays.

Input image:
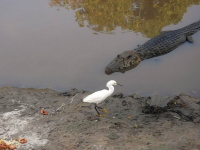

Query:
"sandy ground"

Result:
[[0, 86, 200, 150]]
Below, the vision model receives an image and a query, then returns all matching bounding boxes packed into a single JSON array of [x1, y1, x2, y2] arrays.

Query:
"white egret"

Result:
[[83, 80, 122, 116]]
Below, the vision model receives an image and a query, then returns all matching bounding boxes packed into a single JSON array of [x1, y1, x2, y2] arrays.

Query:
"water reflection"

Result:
[[49, 0, 200, 37]]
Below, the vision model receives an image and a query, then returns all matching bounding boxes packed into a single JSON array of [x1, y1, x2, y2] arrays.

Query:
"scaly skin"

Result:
[[105, 20, 200, 75]]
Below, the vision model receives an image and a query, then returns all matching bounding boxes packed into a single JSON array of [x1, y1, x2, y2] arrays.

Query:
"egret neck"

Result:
[[107, 84, 115, 96]]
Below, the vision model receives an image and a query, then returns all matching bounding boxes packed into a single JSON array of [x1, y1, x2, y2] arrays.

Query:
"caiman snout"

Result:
[[105, 67, 113, 75], [105, 50, 142, 75]]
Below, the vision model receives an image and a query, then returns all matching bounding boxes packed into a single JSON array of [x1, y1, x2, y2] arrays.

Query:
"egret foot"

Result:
[[102, 108, 108, 114], [96, 114, 106, 117]]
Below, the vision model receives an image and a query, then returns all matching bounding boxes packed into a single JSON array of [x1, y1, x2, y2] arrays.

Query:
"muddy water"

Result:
[[0, 0, 200, 97]]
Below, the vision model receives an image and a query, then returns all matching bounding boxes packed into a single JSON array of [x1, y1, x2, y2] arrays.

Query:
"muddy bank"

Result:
[[0, 86, 200, 150]]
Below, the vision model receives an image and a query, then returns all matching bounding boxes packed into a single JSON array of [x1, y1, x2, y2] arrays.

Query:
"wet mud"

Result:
[[0, 87, 200, 150]]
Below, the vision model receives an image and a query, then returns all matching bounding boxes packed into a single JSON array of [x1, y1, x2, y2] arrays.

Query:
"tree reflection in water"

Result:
[[49, 0, 200, 37]]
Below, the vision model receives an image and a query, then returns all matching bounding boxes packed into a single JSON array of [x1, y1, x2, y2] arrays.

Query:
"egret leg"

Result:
[[95, 105, 108, 114], [94, 104, 100, 115], [95, 104, 106, 117]]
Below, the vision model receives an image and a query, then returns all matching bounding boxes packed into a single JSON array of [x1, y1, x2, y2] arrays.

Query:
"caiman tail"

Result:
[[179, 20, 200, 36]]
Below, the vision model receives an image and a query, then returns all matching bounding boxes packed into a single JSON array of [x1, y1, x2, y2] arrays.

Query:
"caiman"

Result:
[[105, 20, 200, 75]]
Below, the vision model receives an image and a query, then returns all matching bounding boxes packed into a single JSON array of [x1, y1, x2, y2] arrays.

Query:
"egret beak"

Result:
[[117, 83, 123, 87]]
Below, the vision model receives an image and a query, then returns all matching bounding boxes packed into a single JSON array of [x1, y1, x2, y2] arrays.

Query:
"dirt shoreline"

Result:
[[0, 86, 200, 150]]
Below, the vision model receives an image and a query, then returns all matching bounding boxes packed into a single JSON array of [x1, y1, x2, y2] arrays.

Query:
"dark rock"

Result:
[[112, 92, 123, 98], [142, 94, 200, 122]]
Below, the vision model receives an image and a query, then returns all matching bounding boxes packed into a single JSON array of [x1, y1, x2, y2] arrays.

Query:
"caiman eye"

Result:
[[117, 55, 120, 58]]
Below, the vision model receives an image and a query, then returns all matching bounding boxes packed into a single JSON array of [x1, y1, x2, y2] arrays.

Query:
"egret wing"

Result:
[[83, 89, 108, 104]]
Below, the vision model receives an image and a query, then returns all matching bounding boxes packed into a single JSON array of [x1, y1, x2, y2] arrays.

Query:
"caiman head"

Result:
[[105, 50, 141, 75]]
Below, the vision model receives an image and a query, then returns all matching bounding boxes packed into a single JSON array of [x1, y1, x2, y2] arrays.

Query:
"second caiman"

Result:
[[105, 20, 200, 75]]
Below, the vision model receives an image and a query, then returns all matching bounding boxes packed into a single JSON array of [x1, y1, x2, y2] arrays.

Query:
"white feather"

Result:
[[83, 89, 109, 104], [83, 80, 121, 105]]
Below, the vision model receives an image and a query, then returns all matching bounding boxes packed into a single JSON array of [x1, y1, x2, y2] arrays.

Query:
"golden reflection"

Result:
[[49, 0, 200, 37]]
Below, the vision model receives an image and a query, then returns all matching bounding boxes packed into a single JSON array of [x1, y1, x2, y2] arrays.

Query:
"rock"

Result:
[[147, 95, 174, 107], [112, 92, 123, 98], [128, 93, 141, 99], [142, 94, 200, 122]]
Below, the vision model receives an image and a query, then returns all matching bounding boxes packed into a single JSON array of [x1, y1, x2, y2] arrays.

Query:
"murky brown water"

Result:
[[0, 0, 200, 97]]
